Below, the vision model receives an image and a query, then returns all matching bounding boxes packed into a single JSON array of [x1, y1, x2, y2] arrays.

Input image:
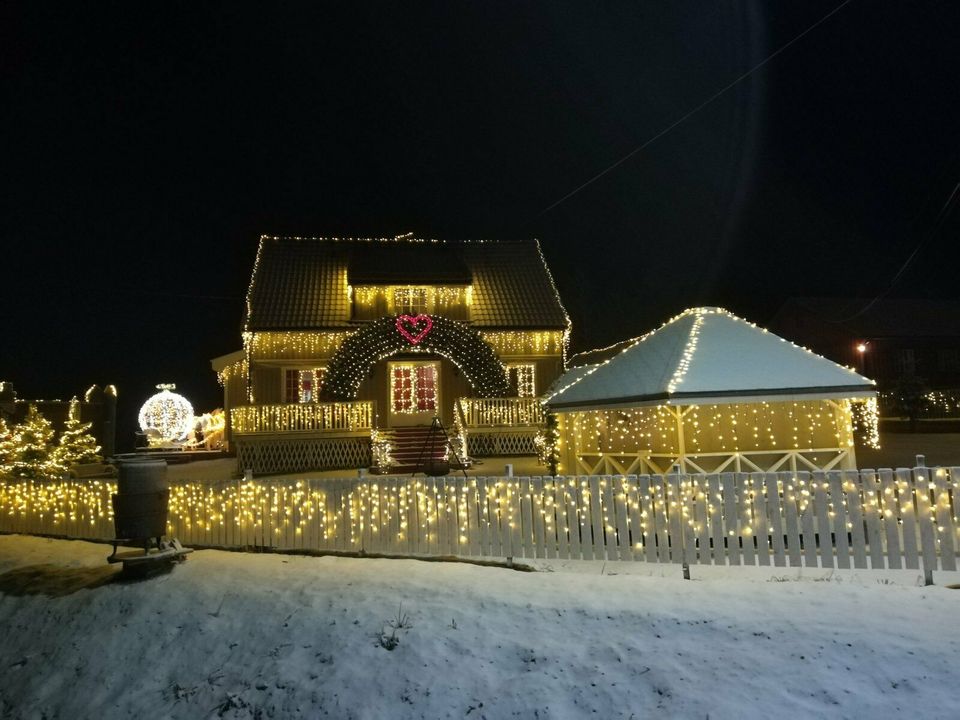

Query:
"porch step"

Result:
[[381, 425, 451, 473]]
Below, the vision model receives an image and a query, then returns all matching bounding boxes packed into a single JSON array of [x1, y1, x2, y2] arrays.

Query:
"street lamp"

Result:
[[856, 341, 869, 374]]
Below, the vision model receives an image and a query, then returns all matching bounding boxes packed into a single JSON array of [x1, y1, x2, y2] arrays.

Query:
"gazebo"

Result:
[[544, 307, 878, 475]]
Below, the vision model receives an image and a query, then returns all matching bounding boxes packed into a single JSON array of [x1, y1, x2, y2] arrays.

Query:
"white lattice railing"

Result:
[[235, 436, 371, 474], [232, 401, 374, 434], [458, 397, 544, 427], [575, 448, 855, 476]]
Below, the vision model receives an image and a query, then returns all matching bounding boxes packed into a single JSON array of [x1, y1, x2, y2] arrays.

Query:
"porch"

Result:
[[230, 401, 376, 474], [228, 396, 545, 474], [454, 397, 544, 458]]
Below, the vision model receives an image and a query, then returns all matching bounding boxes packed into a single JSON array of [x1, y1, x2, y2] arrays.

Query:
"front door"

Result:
[[388, 361, 440, 427]]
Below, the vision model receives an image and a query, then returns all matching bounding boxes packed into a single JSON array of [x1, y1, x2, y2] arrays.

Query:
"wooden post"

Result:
[[668, 406, 691, 475]]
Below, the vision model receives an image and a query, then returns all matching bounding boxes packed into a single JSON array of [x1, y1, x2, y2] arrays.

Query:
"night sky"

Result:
[[3, 2, 959, 450]]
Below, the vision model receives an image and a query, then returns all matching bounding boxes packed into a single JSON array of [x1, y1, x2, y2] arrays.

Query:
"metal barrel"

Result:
[[113, 458, 169, 541], [117, 457, 168, 494]]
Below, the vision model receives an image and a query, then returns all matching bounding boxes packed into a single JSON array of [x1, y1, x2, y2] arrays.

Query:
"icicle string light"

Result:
[[246, 332, 356, 360], [2, 469, 958, 568], [850, 397, 880, 449], [217, 359, 248, 388], [569, 400, 853, 453], [479, 331, 565, 356], [350, 285, 471, 312], [556, 398, 877, 475]]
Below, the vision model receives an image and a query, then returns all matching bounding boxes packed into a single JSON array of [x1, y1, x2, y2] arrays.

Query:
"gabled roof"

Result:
[[546, 307, 876, 410], [244, 236, 570, 331], [347, 242, 472, 285]]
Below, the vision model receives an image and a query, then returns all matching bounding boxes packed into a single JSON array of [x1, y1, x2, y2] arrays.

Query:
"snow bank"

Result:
[[0, 535, 956, 719]]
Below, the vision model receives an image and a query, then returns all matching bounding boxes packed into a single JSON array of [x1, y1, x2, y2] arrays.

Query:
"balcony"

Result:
[[457, 397, 544, 427], [231, 401, 375, 435], [454, 397, 544, 458]]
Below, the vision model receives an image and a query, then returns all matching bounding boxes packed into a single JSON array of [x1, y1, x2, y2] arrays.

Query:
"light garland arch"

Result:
[[322, 315, 511, 400]]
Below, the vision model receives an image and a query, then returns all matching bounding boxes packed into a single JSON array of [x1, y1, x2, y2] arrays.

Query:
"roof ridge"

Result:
[[259, 234, 536, 245], [666, 309, 706, 393], [546, 310, 695, 401]]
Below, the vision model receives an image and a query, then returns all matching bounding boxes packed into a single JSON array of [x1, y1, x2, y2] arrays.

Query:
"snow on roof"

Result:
[[544, 363, 598, 397], [546, 307, 876, 410]]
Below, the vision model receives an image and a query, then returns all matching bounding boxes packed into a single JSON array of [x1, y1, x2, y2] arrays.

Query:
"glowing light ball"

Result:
[[138, 384, 194, 442]]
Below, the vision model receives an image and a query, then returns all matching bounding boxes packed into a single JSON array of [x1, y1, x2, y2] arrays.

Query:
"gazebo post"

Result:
[[669, 405, 690, 474], [825, 398, 857, 470]]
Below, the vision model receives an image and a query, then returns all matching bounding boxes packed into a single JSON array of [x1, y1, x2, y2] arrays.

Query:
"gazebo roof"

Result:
[[544, 363, 598, 397], [546, 307, 876, 411]]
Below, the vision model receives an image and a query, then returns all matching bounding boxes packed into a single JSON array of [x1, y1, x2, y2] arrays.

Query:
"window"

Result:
[[284, 368, 326, 403], [284, 370, 299, 403], [394, 287, 428, 315], [391, 363, 437, 413], [414, 364, 436, 411], [507, 363, 536, 397], [391, 365, 414, 412]]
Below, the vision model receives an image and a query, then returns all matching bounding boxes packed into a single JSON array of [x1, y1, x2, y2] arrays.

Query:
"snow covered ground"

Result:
[[0, 534, 957, 720]]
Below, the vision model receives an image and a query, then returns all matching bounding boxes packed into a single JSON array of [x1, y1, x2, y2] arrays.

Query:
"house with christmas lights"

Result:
[[544, 307, 879, 475], [212, 235, 570, 474]]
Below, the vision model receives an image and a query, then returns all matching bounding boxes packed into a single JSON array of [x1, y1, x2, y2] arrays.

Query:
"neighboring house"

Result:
[[212, 235, 570, 474], [545, 307, 877, 475], [0, 381, 117, 458], [768, 298, 960, 390]]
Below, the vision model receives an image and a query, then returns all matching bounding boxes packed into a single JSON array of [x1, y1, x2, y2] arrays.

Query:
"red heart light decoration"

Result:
[[396, 314, 433, 345]]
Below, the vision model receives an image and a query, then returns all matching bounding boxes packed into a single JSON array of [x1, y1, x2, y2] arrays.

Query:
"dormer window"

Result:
[[394, 287, 428, 315]]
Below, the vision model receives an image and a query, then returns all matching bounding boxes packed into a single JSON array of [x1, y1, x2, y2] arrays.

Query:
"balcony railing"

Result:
[[232, 401, 375, 434], [457, 397, 544, 427]]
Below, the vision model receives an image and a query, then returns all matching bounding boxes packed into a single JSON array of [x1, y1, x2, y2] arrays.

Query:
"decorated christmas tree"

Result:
[[9, 404, 60, 479], [55, 397, 102, 468], [534, 410, 560, 476], [0, 417, 13, 476], [370, 429, 395, 473]]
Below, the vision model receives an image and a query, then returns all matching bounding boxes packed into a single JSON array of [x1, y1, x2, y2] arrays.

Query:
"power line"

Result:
[[826, 178, 960, 323], [539, 0, 856, 216]]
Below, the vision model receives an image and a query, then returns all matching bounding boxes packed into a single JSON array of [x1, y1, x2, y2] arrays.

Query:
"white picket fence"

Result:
[[1, 467, 958, 572]]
